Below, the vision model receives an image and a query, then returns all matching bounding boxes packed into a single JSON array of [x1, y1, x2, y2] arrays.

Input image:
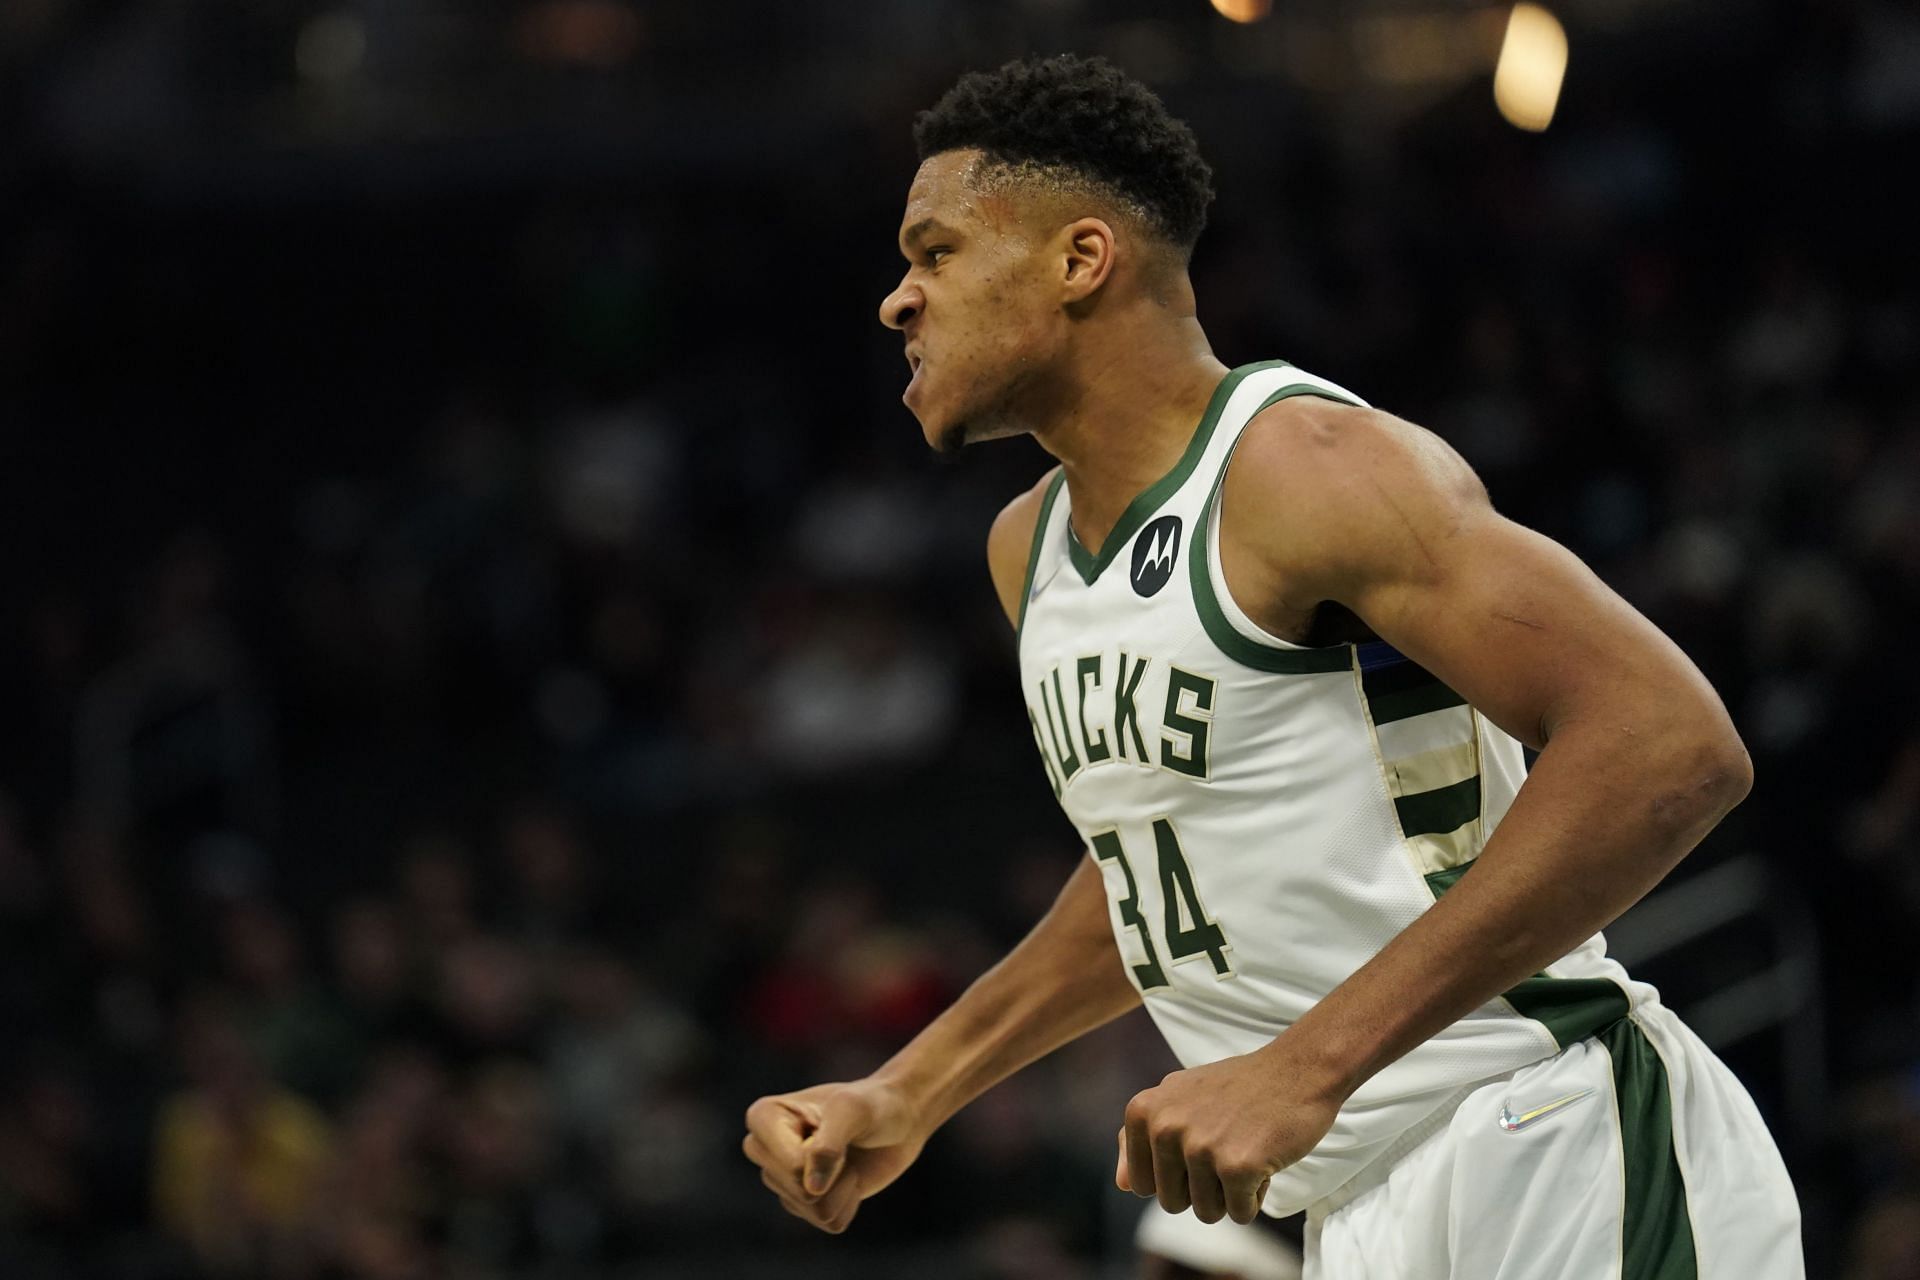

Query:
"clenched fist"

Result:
[[742, 1078, 927, 1234], [1116, 1045, 1343, 1225]]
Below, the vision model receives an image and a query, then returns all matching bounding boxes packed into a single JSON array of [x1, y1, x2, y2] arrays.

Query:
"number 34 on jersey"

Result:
[[1091, 818, 1234, 989]]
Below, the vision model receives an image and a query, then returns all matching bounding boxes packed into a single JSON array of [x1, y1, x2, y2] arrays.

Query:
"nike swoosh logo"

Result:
[[1497, 1087, 1597, 1132]]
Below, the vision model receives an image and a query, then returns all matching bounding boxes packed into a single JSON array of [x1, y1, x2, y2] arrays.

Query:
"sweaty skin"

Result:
[[742, 149, 1751, 1232]]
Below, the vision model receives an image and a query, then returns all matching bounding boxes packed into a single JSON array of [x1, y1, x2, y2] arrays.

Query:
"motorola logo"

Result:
[[1131, 515, 1182, 598]]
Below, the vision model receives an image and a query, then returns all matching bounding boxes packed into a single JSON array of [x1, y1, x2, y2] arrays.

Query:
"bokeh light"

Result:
[[1494, 3, 1568, 131], [294, 11, 367, 84], [1210, 0, 1273, 25]]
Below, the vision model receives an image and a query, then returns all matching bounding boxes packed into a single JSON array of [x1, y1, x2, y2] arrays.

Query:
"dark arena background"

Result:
[[3, 1, 1917, 1276]]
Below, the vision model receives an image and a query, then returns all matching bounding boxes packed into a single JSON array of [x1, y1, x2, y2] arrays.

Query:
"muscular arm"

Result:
[[1218, 399, 1749, 1103], [875, 854, 1139, 1128], [1121, 395, 1755, 1229], [744, 467, 1138, 1233], [889, 466, 1138, 1118]]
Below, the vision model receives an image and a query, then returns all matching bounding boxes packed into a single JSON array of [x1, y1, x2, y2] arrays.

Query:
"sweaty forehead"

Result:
[[901, 151, 1022, 240]]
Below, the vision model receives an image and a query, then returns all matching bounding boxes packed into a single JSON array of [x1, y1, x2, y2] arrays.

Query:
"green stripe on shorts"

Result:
[[1505, 977, 1631, 1050], [1600, 1019, 1698, 1279]]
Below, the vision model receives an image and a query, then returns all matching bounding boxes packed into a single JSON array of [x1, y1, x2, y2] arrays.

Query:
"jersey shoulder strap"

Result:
[[1016, 469, 1067, 636], [1188, 365, 1373, 672]]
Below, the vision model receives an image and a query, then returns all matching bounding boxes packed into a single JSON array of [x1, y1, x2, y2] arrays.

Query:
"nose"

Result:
[[879, 275, 922, 332]]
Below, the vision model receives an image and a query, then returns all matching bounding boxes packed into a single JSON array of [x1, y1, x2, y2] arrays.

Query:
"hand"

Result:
[[742, 1078, 927, 1234], [1116, 1044, 1343, 1225]]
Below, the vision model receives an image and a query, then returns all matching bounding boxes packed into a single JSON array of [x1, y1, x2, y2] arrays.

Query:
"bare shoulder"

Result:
[[1228, 395, 1485, 512], [986, 466, 1062, 629], [1220, 396, 1492, 605]]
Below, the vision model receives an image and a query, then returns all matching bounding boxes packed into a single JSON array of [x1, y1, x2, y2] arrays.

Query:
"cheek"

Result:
[[975, 280, 1048, 348], [940, 267, 1049, 372]]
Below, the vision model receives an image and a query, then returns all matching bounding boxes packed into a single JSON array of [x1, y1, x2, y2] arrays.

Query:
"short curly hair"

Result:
[[913, 54, 1216, 256]]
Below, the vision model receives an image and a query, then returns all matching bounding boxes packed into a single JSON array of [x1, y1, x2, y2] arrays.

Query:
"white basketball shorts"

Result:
[[1302, 1001, 1803, 1280]]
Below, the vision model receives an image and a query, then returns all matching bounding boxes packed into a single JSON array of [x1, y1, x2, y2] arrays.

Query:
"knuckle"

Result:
[[1216, 1151, 1260, 1181], [1123, 1096, 1153, 1126]]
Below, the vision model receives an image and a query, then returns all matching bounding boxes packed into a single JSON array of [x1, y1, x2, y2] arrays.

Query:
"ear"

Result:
[[1058, 217, 1117, 303]]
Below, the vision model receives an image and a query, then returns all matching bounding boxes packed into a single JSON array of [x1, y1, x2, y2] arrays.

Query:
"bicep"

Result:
[[1240, 403, 1726, 753], [1342, 512, 1719, 752]]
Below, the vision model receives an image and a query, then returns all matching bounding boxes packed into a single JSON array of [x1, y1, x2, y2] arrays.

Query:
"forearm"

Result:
[[1275, 714, 1751, 1103], [872, 855, 1140, 1132]]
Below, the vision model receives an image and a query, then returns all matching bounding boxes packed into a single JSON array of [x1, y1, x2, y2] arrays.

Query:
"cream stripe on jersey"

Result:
[[1378, 706, 1486, 760], [1385, 742, 1480, 799], [1407, 823, 1483, 880], [1356, 653, 1486, 879]]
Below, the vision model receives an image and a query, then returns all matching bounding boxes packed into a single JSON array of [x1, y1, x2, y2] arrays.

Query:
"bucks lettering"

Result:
[[1025, 652, 1218, 794]]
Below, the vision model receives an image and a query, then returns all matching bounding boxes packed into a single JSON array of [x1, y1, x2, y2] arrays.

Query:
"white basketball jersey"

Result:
[[1015, 360, 1654, 1215]]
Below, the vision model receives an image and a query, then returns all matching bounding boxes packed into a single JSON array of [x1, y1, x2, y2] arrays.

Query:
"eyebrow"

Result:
[[899, 217, 954, 251]]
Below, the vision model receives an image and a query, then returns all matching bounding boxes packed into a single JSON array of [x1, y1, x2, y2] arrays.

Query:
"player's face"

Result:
[[879, 152, 1066, 453]]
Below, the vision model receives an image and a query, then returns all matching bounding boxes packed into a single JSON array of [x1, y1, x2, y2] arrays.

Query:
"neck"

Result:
[[1032, 317, 1228, 554]]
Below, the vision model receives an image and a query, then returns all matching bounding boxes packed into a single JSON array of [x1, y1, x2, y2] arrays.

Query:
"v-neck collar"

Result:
[[1062, 360, 1289, 586]]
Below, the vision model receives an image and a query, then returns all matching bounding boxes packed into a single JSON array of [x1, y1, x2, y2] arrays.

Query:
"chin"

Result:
[[911, 396, 968, 455], [920, 401, 987, 456], [914, 413, 963, 456], [914, 381, 1023, 455]]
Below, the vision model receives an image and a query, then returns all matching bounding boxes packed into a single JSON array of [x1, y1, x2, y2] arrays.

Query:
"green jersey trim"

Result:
[[1356, 650, 1484, 878], [1063, 360, 1294, 586], [1425, 863, 1634, 1050], [1016, 470, 1067, 639], [1361, 659, 1470, 724], [1393, 775, 1483, 839], [1600, 1019, 1699, 1279], [1186, 384, 1369, 675]]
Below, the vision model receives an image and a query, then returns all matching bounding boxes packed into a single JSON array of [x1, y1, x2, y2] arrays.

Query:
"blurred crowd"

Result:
[[5, 2, 1920, 1278]]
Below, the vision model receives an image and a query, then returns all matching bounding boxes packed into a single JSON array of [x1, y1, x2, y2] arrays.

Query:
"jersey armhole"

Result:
[[1189, 385, 1368, 674]]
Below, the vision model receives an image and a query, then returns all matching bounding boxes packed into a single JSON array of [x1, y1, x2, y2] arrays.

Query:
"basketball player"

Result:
[[743, 55, 1803, 1277]]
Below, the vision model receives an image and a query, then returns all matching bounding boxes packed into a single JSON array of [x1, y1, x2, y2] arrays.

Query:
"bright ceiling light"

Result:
[[1494, 3, 1568, 131], [1210, 0, 1273, 23]]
